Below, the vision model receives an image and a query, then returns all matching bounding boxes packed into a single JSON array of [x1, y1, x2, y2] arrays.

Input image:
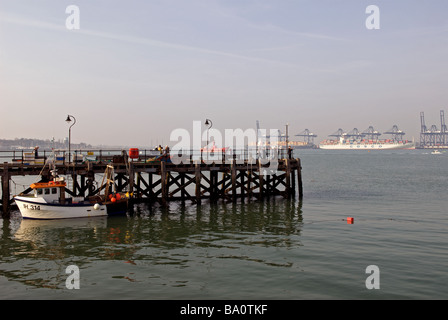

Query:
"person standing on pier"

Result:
[[163, 145, 170, 157]]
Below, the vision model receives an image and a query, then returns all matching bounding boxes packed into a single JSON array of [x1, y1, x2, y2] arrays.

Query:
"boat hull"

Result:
[[14, 197, 107, 219], [319, 142, 415, 150], [14, 197, 128, 220]]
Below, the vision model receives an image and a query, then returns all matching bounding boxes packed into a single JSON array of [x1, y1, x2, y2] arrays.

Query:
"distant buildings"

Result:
[[0, 138, 92, 150]]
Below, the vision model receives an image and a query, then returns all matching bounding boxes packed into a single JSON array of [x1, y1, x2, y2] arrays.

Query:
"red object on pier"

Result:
[[129, 148, 139, 159]]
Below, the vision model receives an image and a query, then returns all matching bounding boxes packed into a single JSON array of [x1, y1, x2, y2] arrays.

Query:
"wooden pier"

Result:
[[0, 150, 303, 218]]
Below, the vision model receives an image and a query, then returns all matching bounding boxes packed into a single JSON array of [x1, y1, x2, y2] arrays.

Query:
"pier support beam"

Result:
[[195, 161, 202, 205], [161, 161, 168, 206], [297, 158, 303, 200], [128, 162, 135, 199], [1, 162, 10, 218], [210, 169, 218, 202], [258, 161, 264, 199], [231, 160, 237, 202], [285, 159, 291, 198]]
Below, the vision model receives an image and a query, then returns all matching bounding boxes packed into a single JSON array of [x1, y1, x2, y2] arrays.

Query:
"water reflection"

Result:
[[1, 198, 304, 290], [13, 217, 107, 245]]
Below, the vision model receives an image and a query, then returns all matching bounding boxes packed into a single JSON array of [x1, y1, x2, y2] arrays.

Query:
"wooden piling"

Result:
[[297, 158, 303, 199], [240, 168, 245, 199], [210, 169, 218, 202], [195, 161, 201, 205], [291, 163, 296, 197], [128, 162, 135, 199], [258, 161, 264, 199], [1, 162, 10, 218], [148, 172, 154, 201], [160, 161, 167, 206], [285, 158, 291, 198], [181, 173, 186, 202], [231, 160, 236, 202]]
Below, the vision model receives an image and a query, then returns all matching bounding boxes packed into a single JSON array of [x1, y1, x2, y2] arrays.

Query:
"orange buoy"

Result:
[[347, 217, 354, 224], [111, 197, 116, 203]]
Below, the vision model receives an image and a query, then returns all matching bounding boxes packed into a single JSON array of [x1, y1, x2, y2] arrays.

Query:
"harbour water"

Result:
[[1, 149, 447, 300]]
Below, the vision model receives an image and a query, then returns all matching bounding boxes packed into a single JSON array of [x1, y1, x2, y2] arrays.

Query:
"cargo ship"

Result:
[[319, 136, 415, 150], [319, 126, 415, 150]]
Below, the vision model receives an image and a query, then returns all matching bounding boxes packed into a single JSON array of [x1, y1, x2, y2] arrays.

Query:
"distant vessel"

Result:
[[200, 142, 230, 153], [319, 136, 415, 150], [431, 150, 442, 154], [319, 126, 415, 150]]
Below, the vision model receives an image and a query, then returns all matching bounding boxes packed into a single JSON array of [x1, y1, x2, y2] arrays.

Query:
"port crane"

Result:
[[420, 110, 448, 148], [295, 129, 317, 144], [384, 125, 406, 142]]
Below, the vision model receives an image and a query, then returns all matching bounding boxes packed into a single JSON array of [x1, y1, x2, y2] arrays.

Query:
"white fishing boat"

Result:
[[14, 165, 128, 220], [431, 150, 442, 154]]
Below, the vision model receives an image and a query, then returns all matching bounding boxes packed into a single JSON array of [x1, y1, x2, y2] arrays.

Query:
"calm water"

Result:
[[1, 149, 447, 300]]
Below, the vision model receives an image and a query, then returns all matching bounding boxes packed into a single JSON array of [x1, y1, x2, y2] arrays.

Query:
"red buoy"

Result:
[[347, 217, 354, 224]]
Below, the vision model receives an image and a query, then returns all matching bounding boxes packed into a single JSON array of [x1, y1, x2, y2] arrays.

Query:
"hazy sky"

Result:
[[1, 0, 447, 147]]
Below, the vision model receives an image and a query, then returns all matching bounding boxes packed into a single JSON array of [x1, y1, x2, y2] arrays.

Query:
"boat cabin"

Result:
[[30, 178, 66, 204]]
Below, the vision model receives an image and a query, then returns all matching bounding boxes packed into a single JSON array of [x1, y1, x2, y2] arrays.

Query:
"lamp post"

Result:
[[205, 119, 213, 161], [285, 123, 289, 159], [65, 115, 76, 163], [205, 118, 213, 149]]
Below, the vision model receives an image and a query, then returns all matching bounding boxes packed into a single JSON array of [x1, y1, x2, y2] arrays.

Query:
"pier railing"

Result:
[[0, 147, 293, 165]]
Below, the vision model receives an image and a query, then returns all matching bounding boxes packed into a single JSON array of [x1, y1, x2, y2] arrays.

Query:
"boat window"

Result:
[[45, 188, 50, 194], [52, 188, 57, 194], [37, 189, 43, 195]]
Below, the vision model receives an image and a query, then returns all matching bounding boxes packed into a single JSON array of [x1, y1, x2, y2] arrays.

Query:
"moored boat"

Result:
[[14, 165, 128, 220]]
